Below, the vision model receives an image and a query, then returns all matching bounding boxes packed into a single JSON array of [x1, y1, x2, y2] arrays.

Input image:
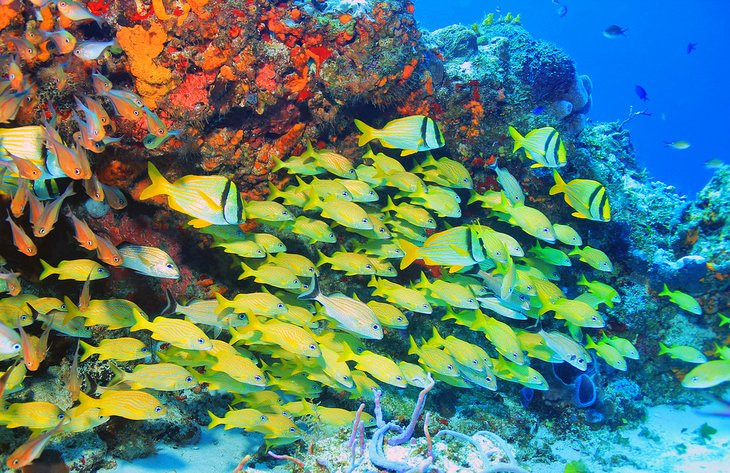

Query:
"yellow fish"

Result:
[[339, 344, 406, 388], [316, 249, 376, 276], [63, 296, 146, 329], [425, 327, 485, 371], [398, 361, 430, 388], [139, 162, 245, 228], [298, 141, 356, 178], [355, 116, 444, 156], [239, 262, 302, 290], [365, 298, 408, 329], [286, 216, 336, 244], [209, 352, 266, 387], [471, 310, 525, 365], [399, 226, 485, 272], [244, 200, 293, 222], [0, 401, 65, 429], [79, 337, 149, 362], [208, 408, 269, 430], [569, 246, 613, 272], [230, 314, 321, 358], [109, 363, 197, 391], [39, 259, 109, 281], [265, 253, 317, 278], [77, 390, 166, 420], [131, 309, 213, 350], [550, 170, 610, 222], [118, 244, 180, 279], [408, 336, 460, 377], [215, 292, 287, 317], [303, 193, 373, 230], [62, 406, 109, 433], [299, 276, 383, 340], [368, 276, 432, 314], [414, 272, 478, 309], [508, 126, 566, 168]]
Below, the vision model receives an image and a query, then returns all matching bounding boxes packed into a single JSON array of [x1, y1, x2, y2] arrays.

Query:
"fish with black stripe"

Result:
[[139, 162, 245, 228], [549, 170, 610, 222], [508, 126, 566, 168], [354, 115, 445, 156]]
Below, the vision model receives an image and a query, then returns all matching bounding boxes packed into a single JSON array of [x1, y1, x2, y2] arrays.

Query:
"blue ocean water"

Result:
[[415, 0, 730, 196]]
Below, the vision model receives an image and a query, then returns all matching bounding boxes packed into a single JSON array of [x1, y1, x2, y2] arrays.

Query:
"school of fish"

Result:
[[0, 14, 725, 463]]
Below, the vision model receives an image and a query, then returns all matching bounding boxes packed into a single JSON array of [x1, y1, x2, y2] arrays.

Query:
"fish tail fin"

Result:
[[267, 182, 283, 200], [39, 259, 55, 280], [302, 189, 321, 212], [337, 341, 357, 362], [584, 334, 598, 350], [271, 157, 287, 173], [577, 274, 588, 286], [76, 391, 95, 415], [658, 342, 669, 355], [507, 126, 524, 152], [382, 196, 397, 213], [238, 262, 254, 280], [467, 190, 482, 206], [407, 335, 419, 356], [300, 140, 317, 160], [207, 411, 224, 429], [298, 275, 320, 301], [549, 169, 566, 195], [214, 293, 232, 314], [658, 284, 671, 296], [354, 119, 376, 147], [139, 162, 170, 200], [568, 247, 581, 257], [160, 289, 177, 316], [78, 340, 95, 362], [398, 239, 419, 270], [108, 362, 125, 387], [422, 153, 438, 168], [415, 271, 431, 290], [62, 296, 81, 325], [430, 326, 445, 347], [314, 249, 329, 268], [129, 308, 150, 332]]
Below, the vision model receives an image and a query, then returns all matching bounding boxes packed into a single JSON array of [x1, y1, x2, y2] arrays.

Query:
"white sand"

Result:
[[100, 427, 264, 473]]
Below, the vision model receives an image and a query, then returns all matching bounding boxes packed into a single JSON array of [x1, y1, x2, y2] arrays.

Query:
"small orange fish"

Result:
[[1, 152, 42, 180], [5, 211, 37, 256], [18, 322, 40, 371], [7, 56, 24, 92], [26, 192, 44, 227], [5, 36, 37, 62], [102, 89, 144, 120], [83, 174, 105, 202], [96, 235, 123, 266], [66, 209, 97, 250], [10, 178, 29, 218], [45, 136, 90, 179], [5, 419, 66, 469], [82, 95, 113, 129], [33, 184, 75, 237]]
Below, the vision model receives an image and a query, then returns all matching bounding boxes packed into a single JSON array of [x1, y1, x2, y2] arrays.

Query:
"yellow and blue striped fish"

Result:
[[399, 225, 485, 272], [118, 244, 180, 279]]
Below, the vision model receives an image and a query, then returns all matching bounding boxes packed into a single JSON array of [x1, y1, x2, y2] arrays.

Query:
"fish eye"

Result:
[[133, 110, 140, 116], [368, 191, 374, 195], [155, 406, 162, 412], [309, 344, 316, 350], [308, 267, 314, 273], [365, 264, 372, 270], [428, 219, 434, 224], [197, 337, 205, 344], [512, 353, 518, 359], [422, 304, 429, 309], [396, 376, 402, 381], [12, 343, 20, 351], [185, 376, 193, 382], [40, 228, 45, 234], [362, 218, 369, 223], [472, 360, 478, 365], [692, 377, 698, 382], [343, 375, 349, 380], [61, 304, 67, 310], [467, 298, 474, 303], [378, 228, 384, 233], [289, 427, 296, 432], [20, 315, 26, 321], [578, 358, 584, 364], [372, 324, 379, 330], [97, 268, 104, 273], [238, 314, 246, 320], [257, 250, 263, 255], [328, 233, 334, 238], [447, 365, 453, 370], [277, 303, 284, 309], [260, 415, 267, 421], [282, 211, 289, 216], [254, 375, 262, 381], [74, 169, 81, 175], [591, 316, 597, 321], [58, 413, 65, 419], [166, 264, 174, 269], [114, 257, 120, 263], [396, 316, 403, 321]]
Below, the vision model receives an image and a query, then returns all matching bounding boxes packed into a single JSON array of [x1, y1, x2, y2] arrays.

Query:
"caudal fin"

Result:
[[549, 169, 566, 195], [354, 119, 376, 147], [398, 239, 420, 270], [78, 340, 94, 362], [207, 411, 224, 429], [129, 308, 150, 332], [658, 284, 671, 297], [658, 342, 669, 355], [214, 293, 231, 314], [507, 126, 524, 152], [139, 162, 170, 200], [39, 259, 54, 280]]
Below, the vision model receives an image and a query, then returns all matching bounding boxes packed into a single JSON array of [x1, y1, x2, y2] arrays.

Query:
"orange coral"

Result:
[[256, 64, 278, 92], [151, 0, 171, 20], [116, 23, 174, 109], [200, 43, 229, 71], [187, 0, 210, 19], [0, 4, 19, 31]]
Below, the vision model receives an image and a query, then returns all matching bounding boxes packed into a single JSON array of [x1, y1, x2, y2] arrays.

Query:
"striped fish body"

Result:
[[506, 205, 556, 243], [74, 299, 144, 329], [474, 314, 525, 365], [133, 314, 213, 351], [319, 200, 372, 230], [509, 126, 566, 168], [422, 280, 478, 309], [492, 163, 525, 205], [337, 179, 378, 202], [80, 390, 165, 420], [347, 351, 406, 388], [312, 151, 356, 179], [289, 216, 336, 243], [0, 401, 63, 429], [550, 171, 610, 222], [408, 185, 461, 218], [539, 329, 590, 371], [209, 353, 265, 386], [355, 116, 445, 156], [399, 226, 485, 271], [550, 298, 605, 328], [215, 292, 286, 316], [492, 357, 548, 390], [118, 244, 180, 279], [0, 127, 45, 173], [120, 363, 195, 391], [244, 318, 320, 358], [38, 311, 92, 338], [244, 200, 292, 222], [214, 240, 265, 258], [317, 293, 382, 339], [140, 163, 244, 227]]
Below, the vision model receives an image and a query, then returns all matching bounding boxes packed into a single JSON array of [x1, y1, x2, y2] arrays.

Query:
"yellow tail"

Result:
[[78, 340, 94, 362], [549, 169, 566, 195], [214, 293, 231, 314], [398, 239, 420, 270], [129, 308, 151, 332], [507, 126, 524, 152], [354, 119, 376, 147], [139, 162, 170, 200], [207, 411, 224, 429], [39, 259, 55, 280], [76, 391, 96, 416]]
